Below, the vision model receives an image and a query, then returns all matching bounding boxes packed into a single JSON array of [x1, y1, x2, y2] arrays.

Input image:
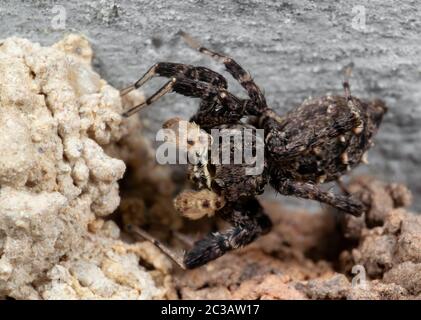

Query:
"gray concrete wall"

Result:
[[1, 0, 420, 209]]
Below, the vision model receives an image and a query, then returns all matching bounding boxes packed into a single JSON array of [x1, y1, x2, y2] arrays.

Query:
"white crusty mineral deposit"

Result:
[[0, 34, 171, 299]]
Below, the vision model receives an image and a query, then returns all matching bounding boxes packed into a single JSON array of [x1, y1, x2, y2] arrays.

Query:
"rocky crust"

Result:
[[175, 177, 420, 300], [0, 35, 173, 299]]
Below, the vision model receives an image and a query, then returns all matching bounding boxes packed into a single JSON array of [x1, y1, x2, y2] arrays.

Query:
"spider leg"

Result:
[[127, 224, 186, 270], [341, 67, 365, 135], [171, 230, 196, 247], [336, 177, 350, 195], [123, 76, 246, 123], [183, 197, 272, 269], [272, 179, 365, 217], [180, 31, 267, 114], [343, 81, 352, 100], [122, 78, 176, 117], [123, 76, 220, 117], [127, 198, 271, 269], [120, 62, 228, 96], [190, 96, 247, 128], [342, 65, 353, 100]]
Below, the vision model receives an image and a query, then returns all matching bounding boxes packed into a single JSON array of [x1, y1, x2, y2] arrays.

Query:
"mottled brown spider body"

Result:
[[209, 123, 268, 202], [122, 32, 387, 269], [264, 95, 386, 183]]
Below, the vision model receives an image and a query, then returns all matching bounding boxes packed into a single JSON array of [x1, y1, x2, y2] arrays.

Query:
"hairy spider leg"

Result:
[[120, 62, 228, 97], [342, 65, 354, 100], [122, 78, 176, 117], [343, 81, 352, 101], [271, 179, 365, 217], [127, 224, 187, 270], [336, 177, 350, 195], [122, 76, 245, 121], [128, 198, 271, 269], [341, 67, 365, 136], [184, 197, 272, 269], [180, 30, 267, 115]]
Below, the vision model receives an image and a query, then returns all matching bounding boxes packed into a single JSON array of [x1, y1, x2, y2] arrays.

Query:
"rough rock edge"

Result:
[[0, 34, 173, 299], [175, 177, 421, 300]]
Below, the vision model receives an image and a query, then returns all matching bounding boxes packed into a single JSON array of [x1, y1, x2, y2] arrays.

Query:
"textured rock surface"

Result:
[[0, 0, 419, 208], [175, 177, 421, 300], [174, 205, 335, 300], [0, 35, 173, 299]]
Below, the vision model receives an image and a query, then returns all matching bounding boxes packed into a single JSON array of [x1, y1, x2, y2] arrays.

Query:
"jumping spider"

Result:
[[121, 31, 387, 269]]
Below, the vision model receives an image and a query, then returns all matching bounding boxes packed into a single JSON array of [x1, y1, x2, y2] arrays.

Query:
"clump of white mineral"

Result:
[[0, 34, 172, 299]]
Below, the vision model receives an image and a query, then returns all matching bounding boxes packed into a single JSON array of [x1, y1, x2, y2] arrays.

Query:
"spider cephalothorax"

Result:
[[122, 32, 387, 269]]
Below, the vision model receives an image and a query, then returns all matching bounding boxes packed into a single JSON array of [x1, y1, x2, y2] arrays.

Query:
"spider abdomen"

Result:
[[264, 95, 386, 184]]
